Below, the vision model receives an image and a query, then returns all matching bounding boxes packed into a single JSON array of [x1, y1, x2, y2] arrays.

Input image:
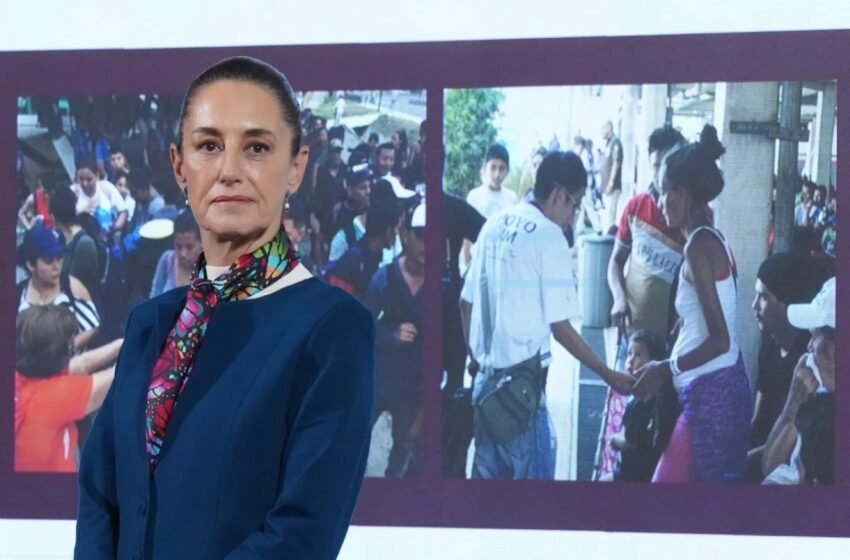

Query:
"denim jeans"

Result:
[[471, 366, 556, 479]]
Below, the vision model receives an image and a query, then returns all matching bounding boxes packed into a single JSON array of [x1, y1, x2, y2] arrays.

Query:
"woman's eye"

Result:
[[248, 143, 270, 154], [198, 141, 219, 152]]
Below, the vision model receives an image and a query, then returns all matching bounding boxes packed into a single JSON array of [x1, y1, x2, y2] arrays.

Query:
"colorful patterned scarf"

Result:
[[145, 224, 299, 470]]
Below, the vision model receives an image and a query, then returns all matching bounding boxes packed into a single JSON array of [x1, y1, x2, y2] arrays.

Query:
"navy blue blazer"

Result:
[[74, 277, 375, 560]]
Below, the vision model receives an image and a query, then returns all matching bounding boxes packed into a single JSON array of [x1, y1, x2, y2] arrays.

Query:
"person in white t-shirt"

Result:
[[460, 151, 633, 480], [462, 145, 519, 276], [465, 144, 518, 219], [70, 158, 128, 234]]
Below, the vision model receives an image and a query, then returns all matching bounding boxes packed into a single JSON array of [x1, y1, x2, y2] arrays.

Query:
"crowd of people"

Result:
[[446, 122, 836, 484], [793, 176, 837, 257], [14, 96, 427, 477], [14, 96, 836, 485]]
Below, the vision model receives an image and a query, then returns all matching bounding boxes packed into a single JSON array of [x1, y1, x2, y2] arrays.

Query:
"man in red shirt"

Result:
[[608, 125, 687, 344], [15, 305, 116, 472], [598, 126, 687, 479]]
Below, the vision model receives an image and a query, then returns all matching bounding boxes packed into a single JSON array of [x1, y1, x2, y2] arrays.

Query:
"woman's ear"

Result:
[[286, 145, 310, 195], [169, 143, 187, 194]]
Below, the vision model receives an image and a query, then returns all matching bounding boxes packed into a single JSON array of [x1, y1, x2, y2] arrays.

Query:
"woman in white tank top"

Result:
[[632, 125, 753, 483]]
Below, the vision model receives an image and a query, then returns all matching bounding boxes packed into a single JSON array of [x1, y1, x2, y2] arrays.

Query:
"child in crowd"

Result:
[[609, 329, 667, 482]]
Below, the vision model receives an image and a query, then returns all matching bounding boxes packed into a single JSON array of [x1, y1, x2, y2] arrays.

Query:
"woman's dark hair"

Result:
[[75, 157, 98, 175], [663, 124, 726, 204], [396, 129, 408, 151], [176, 56, 302, 157], [49, 186, 79, 226], [629, 329, 667, 361], [16, 305, 77, 379], [174, 210, 201, 237], [815, 184, 828, 200], [648, 125, 686, 155], [533, 151, 587, 200]]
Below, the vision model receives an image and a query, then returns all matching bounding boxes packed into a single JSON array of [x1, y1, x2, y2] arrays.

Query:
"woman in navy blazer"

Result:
[[74, 57, 375, 560]]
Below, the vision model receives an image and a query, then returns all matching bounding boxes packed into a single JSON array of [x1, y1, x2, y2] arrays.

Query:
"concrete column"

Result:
[[812, 82, 837, 186], [712, 82, 779, 379], [774, 82, 803, 254], [618, 87, 639, 197], [637, 84, 669, 193]]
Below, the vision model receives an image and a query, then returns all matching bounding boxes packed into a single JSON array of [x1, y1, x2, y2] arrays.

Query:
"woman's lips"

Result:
[[212, 196, 252, 204]]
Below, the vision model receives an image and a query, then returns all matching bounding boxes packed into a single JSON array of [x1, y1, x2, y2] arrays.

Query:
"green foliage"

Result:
[[443, 88, 504, 196]]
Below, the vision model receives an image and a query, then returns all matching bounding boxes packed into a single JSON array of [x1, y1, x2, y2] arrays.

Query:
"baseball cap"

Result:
[[411, 203, 426, 228], [346, 163, 372, 186], [757, 252, 820, 305], [384, 175, 417, 200], [21, 226, 64, 261], [329, 138, 344, 151], [787, 277, 835, 329]]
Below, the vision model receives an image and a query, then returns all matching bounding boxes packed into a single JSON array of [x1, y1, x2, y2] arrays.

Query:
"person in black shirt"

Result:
[[441, 191, 486, 477], [749, 252, 825, 466], [364, 202, 427, 477], [313, 138, 347, 237]]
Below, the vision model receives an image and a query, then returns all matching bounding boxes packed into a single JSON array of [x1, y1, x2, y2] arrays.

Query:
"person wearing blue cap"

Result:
[[16, 226, 100, 350]]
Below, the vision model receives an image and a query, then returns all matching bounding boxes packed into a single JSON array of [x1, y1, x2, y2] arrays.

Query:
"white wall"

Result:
[[2, 1, 850, 559]]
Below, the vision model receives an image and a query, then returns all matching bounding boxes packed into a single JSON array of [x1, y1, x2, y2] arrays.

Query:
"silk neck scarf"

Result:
[[145, 224, 299, 470]]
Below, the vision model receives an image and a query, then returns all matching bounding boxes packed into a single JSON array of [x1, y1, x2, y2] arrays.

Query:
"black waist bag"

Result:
[[476, 353, 542, 444]]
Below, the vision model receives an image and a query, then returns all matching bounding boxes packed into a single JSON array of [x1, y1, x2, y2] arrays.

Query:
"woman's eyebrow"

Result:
[[190, 127, 276, 139], [243, 128, 277, 139]]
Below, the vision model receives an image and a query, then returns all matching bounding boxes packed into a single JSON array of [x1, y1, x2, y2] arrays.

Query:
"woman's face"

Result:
[[76, 168, 98, 196], [659, 167, 687, 229], [174, 231, 203, 270], [28, 256, 62, 286], [170, 80, 309, 245]]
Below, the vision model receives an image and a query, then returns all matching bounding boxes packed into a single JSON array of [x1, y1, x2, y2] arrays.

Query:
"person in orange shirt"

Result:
[[15, 305, 117, 473]]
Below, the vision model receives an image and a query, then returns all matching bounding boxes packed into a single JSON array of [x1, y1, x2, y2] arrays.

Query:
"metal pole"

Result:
[[774, 82, 803, 254]]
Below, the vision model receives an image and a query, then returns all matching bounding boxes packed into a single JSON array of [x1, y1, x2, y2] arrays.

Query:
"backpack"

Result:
[[67, 230, 112, 290], [66, 230, 128, 340]]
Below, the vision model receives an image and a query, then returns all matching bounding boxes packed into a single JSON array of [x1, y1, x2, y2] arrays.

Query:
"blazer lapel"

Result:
[[132, 291, 187, 469]]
